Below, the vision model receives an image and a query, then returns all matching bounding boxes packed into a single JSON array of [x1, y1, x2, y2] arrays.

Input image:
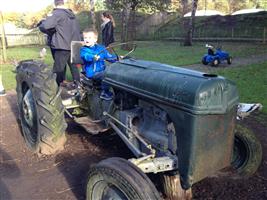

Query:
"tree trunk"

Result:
[[183, 0, 198, 46], [129, 11, 136, 42], [121, 3, 131, 50], [89, 0, 96, 30], [161, 173, 192, 200], [181, 0, 189, 45]]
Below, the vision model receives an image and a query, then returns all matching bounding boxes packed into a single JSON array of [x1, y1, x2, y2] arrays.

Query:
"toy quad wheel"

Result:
[[86, 157, 161, 200], [231, 124, 262, 178], [211, 59, 219, 67], [227, 56, 232, 65], [16, 60, 67, 155], [202, 58, 208, 65]]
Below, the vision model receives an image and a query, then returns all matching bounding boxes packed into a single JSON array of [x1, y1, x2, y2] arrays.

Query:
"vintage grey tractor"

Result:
[[16, 43, 262, 200]]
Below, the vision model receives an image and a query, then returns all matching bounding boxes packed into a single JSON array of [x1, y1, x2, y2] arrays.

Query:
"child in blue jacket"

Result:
[[80, 28, 117, 100]]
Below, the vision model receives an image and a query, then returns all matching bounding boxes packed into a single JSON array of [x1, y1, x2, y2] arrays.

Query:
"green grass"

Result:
[[1, 45, 53, 90], [1, 42, 266, 114], [131, 41, 267, 65], [217, 62, 267, 114]]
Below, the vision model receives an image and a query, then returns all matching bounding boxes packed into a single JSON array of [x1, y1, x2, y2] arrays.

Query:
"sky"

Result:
[[0, 0, 54, 12]]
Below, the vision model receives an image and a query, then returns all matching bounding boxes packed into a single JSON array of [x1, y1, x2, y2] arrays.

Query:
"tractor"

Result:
[[16, 43, 262, 200], [202, 44, 232, 67]]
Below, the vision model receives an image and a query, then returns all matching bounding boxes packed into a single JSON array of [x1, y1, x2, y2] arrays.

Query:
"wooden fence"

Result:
[[155, 26, 267, 43], [0, 33, 46, 47]]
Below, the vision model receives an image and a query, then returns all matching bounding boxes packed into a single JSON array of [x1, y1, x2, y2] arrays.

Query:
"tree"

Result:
[[227, 0, 247, 13], [90, 0, 96, 29], [183, 0, 198, 46], [105, 0, 170, 49]]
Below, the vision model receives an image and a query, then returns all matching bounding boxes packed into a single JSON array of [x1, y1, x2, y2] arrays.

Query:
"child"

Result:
[[80, 28, 117, 100]]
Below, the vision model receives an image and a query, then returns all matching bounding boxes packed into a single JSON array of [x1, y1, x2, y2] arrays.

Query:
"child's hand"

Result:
[[93, 55, 100, 61]]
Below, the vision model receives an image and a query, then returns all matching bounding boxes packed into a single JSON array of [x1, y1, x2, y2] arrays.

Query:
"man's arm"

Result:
[[39, 12, 59, 32]]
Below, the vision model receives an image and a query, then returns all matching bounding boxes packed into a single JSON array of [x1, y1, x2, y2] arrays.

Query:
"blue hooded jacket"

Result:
[[80, 44, 117, 78]]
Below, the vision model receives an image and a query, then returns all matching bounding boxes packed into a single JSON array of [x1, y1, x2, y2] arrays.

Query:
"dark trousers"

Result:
[[92, 71, 110, 93], [52, 49, 80, 85]]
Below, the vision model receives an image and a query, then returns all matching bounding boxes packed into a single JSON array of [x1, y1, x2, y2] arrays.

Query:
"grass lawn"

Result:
[[217, 62, 267, 114], [1, 41, 266, 113]]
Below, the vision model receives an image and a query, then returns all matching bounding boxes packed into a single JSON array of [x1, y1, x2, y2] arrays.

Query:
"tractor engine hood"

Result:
[[104, 59, 239, 115]]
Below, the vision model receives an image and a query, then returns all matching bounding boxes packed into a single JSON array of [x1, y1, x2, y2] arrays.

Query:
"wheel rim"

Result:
[[23, 90, 35, 127], [232, 136, 249, 170], [91, 181, 129, 200], [214, 60, 218, 65], [22, 89, 38, 143]]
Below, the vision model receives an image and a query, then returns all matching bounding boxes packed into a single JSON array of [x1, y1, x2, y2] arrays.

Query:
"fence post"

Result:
[[263, 27, 266, 44], [231, 27, 234, 39], [0, 11, 7, 63]]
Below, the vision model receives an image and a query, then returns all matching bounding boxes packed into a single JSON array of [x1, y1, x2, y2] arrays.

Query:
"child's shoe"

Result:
[[100, 91, 113, 101]]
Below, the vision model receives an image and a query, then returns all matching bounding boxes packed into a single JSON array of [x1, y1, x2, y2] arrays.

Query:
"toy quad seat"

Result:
[[208, 48, 215, 55]]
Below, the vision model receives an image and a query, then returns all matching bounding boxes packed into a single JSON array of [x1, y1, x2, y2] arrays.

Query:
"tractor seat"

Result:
[[71, 41, 84, 65], [80, 72, 102, 89]]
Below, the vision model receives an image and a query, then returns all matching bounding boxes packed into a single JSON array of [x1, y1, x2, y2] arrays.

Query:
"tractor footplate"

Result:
[[74, 116, 109, 134]]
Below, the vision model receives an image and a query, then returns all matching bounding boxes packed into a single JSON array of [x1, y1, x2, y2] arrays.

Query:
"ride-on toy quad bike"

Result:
[[202, 44, 232, 67], [16, 42, 262, 200]]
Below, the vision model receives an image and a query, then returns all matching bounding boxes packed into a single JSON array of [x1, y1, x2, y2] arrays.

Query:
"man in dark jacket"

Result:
[[38, 0, 81, 86]]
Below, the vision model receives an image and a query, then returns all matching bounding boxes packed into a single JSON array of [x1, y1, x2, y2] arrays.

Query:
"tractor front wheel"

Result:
[[86, 157, 161, 200], [211, 59, 219, 67], [202, 58, 208, 65]]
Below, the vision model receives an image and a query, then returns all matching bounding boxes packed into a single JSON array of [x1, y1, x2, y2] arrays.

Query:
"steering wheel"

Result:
[[96, 42, 137, 61]]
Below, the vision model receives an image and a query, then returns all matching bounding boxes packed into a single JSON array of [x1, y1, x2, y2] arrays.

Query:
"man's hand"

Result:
[[36, 19, 45, 27], [93, 55, 100, 61]]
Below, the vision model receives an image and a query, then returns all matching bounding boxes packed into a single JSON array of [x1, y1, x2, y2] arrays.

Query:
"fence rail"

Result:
[[0, 33, 45, 47], [155, 26, 267, 43], [164, 37, 265, 43]]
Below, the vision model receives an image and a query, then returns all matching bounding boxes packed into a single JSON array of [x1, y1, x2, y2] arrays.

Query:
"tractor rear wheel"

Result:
[[16, 60, 67, 155], [227, 56, 232, 65], [86, 157, 161, 200], [231, 124, 262, 178]]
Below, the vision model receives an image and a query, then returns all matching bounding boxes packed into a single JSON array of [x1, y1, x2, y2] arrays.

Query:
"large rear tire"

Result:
[[86, 157, 161, 200], [16, 60, 67, 155]]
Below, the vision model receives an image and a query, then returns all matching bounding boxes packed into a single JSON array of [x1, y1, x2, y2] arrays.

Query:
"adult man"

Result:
[[38, 0, 81, 86]]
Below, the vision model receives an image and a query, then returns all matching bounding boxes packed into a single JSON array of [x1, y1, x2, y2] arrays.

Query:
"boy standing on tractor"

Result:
[[80, 28, 117, 100]]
